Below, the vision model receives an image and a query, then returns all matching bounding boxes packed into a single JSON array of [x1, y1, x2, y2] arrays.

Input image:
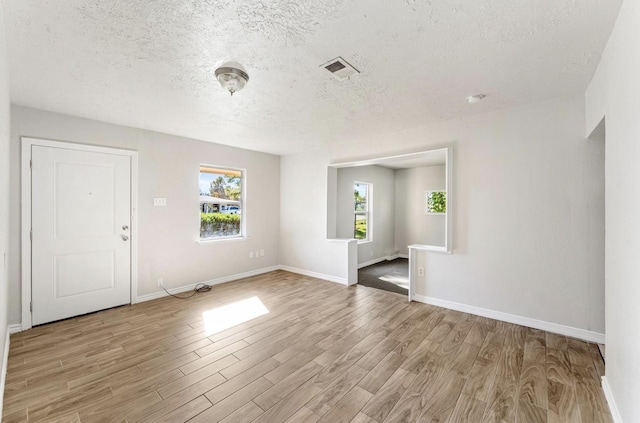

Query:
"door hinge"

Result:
[[30, 302, 32, 312], [30, 159, 32, 170], [30, 230, 32, 241]]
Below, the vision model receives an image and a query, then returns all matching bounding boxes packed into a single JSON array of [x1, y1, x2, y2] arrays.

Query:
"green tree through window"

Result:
[[426, 191, 446, 214], [354, 182, 370, 241], [200, 166, 243, 239]]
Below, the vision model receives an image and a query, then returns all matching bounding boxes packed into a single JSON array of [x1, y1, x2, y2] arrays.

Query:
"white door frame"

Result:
[[21, 137, 139, 330]]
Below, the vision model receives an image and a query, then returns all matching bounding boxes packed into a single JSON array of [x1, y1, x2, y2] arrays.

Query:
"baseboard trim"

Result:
[[601, 376, 623, 423], [412, 294, 605, 344], [1, 327, 10, 418], [136, 266, 281, 303], [358, 256, 388, 269], [8, 324, 22, 334], [278, 265, 348, 285], [358, 254, 407, 269], [398, 254, 409, 259]]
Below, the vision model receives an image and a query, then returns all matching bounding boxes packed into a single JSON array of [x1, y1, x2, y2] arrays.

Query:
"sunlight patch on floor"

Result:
[[202, 296, 269, 335], [379, 275, 410, 289]]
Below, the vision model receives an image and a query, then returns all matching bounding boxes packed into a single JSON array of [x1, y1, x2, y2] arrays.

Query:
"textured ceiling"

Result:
[[3, 0, 622, 155]]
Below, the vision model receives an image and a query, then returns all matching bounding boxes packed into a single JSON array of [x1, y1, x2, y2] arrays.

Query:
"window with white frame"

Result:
[[354, 182, 371, 241], [199, 166, 244, 240], [425, 190, 446, 214]]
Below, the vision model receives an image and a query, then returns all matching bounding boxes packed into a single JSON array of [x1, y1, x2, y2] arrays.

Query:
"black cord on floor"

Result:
[[161, 283, 211, 299]]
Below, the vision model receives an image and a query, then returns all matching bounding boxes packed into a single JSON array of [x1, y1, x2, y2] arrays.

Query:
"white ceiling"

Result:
[[3, 0, 622, 156]]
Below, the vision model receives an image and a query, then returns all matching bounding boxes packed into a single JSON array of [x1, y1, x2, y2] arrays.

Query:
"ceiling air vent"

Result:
[[320, 57, 360, 81]]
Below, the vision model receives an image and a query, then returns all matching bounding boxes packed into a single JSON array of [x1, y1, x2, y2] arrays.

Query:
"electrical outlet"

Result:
[[259, 249, 265, 257], [157, 278, 163, 287], [153, 197, 167, 207], [417, 267, 425, 277], [370, 251, 373, 257], [255, 250, 260, 258], [249, 251, 254, 258]]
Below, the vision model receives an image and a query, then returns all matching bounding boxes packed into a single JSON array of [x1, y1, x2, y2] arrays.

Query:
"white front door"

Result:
[[31, 144, 132, 325]]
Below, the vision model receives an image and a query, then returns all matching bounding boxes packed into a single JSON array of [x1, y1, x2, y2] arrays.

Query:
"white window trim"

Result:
[[199, 164, 247, 242], [354, 181, 372, 243], [197, 235, 249, 245]]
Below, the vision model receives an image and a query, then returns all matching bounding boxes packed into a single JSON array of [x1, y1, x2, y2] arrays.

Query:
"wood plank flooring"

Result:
[[2, 271, 611, 422]]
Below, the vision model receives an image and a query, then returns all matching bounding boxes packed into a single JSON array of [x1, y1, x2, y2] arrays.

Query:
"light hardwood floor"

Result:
[[2, 271, 611, 423]]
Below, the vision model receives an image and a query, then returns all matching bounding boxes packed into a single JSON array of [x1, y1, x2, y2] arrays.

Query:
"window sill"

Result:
[[357, 239, 372, 245], [198, 236, 249, 245]]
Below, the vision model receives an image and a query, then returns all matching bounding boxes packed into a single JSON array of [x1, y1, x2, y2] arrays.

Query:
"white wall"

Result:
[[0, 0, 11, 415], [585, 1, 640, 420], [336, 165, 396, 265], [8, 106, 280, 325], [395, 165, 446, 253], [280, 148, 354, 281], [280, 95, 605, 337]]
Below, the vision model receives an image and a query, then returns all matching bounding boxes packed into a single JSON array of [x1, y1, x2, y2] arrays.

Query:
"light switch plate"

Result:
[[153, 197, 167, 207]]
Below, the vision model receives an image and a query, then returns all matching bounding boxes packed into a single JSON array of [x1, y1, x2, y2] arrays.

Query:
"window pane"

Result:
[[426, 191, 446, 214], [354, 214, 367, 240], [200, 166, 242, 239], [354, 183, 368, 212]]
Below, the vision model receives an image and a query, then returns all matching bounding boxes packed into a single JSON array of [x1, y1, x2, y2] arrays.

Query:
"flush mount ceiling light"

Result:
[[215, 62, 249, 96], [466, 94, 487, 104]]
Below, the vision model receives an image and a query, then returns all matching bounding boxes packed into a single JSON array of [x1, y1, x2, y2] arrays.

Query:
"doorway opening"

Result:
[[357, 258, 408, 295], [327, 148, 453, 295]]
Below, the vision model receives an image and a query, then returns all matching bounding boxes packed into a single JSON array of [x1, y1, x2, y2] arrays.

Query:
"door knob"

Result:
[[121, 235, 129, 241], [122, 225, 129, 230]]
